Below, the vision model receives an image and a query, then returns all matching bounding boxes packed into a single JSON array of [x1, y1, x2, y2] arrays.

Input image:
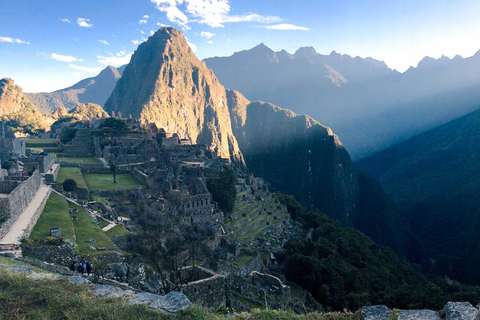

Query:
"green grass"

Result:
[[68, 203, 115, 255], [56, 167, 88, 189], [0, 257, 55, 274], [22, 138, 58, 144], [29, 193, 75, 243], [98, 218, 110, 229], [57, 157, 101, 164], [105, 224, 130, 238], [94, 196, 111, 205], [84, 173, 143, 191]]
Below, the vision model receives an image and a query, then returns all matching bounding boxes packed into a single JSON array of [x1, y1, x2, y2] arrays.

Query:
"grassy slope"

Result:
[[84, 173, 143, 191], [105, 224, 130, 238], [57, 167, 88, 189], [68, 202, 115, 254], [0, 268, 360, 320], [29, 193, 75, 243], [57, 157, 101, 164]]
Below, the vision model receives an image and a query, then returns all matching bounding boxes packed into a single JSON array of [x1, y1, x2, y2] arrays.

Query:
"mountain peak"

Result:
[[104, 27, 244, 162]]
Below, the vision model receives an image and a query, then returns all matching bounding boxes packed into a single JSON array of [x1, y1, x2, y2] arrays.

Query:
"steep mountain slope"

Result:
[[26, 65, 125, 114], [356, 109, 480, 283], [205, 45, 480, 158], [227, 89, 409, 253], [0, 78, 47, 133], [104, 28, 243, 163]]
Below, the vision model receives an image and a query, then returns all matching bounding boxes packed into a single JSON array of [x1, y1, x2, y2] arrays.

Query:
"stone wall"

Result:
[[0, 180, 19, 193], [22, 243, 75, 266], [133, 169, 148, 186], [174, 266, 226, 309], [21, 188, 51, 240], [45, 164, 60, 183], [0, 171, 41, 239]]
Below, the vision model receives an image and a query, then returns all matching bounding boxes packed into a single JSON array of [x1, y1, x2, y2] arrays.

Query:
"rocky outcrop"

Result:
[[26, 65, 125, 114], [0, 78, 47, 132], [443, 302, 479, 320], [104, 27, 243, 163]]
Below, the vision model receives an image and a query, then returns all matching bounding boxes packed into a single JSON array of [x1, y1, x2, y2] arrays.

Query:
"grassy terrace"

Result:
[[84, 173, 143, 191], [69, 202, 115, 254], [105, 224, 130, 238], [29, 193, 75, 243], [56, 167, 88, 189]]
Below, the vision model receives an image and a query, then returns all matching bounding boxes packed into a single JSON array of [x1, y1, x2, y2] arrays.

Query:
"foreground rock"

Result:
[[92, 284, 135, 298], [149, 291, 192, 313], [129, 292, 163, 305], [443, 302, 479, 320], [361, 305, 392, 320], [398, 310, 441, 320]]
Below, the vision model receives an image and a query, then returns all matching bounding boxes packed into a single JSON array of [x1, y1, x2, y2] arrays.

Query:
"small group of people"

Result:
[[70, 257, 93, 275]]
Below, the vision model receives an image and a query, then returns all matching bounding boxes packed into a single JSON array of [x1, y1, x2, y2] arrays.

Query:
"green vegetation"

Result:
[[22, 138, 58, 145], [206, 165, 237, 213], [57, 167, 88, 189], [84, 173, 143, 191], [105, 224, 130, 238], [276, 194, 480, 311], [69, 203, 115, 254], [63, 179, 77, 193], [29, 193, 75, 243], [98, 218, 110, 229]]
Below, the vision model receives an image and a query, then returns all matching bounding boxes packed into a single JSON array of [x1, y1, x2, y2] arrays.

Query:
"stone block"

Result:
[[50, 228, 61, 237], [398, 310, 441, 320], [361, 305, 392, 320]]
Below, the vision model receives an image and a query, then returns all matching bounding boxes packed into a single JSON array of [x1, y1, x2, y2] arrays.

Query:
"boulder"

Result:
[[93, 284, 134, 298], [361, 305, 392, 320], [444, 302, 479, 320], [111, 263, 128, 277], [398, 310, 441, 320], [149, 291, 192, 313], [129, 292, 162, 305]]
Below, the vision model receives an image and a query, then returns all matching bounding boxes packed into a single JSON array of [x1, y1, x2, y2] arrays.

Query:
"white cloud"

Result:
[[69, 64, 103, 73], [265, 23, 309, 31], [187, 41, 197, 52], [97, 51, 133, 65], [151, 0, 189, 29], [132, 40, 141, 45], [50, 53, 81, 62], [0, 36, 29, 44], [150, 30, 155, 35], [207, 40, 213, 44], [99, 39, 110, 45], [139, 19, 148, 24], [151, 0, 283, 28], [77, 17, 93, 28], [143, 15, 150, 19], [157, 22, 169, 27], [61, 18, 71, 23], [200, 31, 214, 39]]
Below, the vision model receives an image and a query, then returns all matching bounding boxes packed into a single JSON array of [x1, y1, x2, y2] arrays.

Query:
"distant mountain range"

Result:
[[26, 65, 125, 114], [357, 109, 480, 283], [204, 45, 480, 159]]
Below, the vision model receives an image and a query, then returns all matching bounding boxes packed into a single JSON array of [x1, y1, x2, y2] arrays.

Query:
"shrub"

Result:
[[63, 178, 77, 192]]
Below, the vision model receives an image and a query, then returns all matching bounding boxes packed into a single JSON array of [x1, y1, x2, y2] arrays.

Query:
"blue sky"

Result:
[[2, 0, 480, 92]]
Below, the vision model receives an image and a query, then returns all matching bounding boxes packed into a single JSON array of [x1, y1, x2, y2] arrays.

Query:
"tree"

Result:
[[206, 165, 237, 212], [63, 178, 77, 192]]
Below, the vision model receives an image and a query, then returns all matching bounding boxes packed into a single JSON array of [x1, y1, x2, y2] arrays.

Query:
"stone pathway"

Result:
[[101, 223, 116, 232], [0, 183, 51, 245]]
